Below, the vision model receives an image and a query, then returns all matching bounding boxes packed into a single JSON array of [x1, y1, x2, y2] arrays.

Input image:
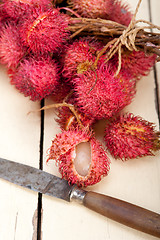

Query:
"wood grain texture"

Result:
[[0, 66, 41, 240]]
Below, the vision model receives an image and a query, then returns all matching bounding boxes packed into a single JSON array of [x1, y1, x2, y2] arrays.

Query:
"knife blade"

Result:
[[0, 157, 160, 238]]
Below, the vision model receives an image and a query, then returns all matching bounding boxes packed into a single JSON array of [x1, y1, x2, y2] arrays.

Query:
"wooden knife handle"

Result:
[[83, 191, 160, 238]]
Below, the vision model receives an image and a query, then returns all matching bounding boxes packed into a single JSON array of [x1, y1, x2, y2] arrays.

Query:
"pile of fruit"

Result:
[[0, 0, 159, 187]]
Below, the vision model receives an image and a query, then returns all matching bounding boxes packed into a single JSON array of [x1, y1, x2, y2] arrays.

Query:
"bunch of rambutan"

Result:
[[0, 0, 159, 187]]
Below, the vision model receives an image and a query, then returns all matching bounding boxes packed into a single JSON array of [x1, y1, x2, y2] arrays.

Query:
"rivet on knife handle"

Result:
[[70, 188, 160, 238]]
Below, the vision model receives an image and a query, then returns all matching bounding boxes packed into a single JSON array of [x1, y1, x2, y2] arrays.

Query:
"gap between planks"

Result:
[[36, 99, 45, 240], [148, 0, 160, 126]]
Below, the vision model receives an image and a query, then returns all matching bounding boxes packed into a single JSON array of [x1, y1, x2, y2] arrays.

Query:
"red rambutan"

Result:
[[104, 113, 160, 160], [20, 7, 70, 54], [47, 129, 110, 187], [56, 104, 95, 130], [1, 0, 52, 21], [8, 56, 60, 101], [0, 23, 27, 68], [112, 49, 156, 80], [68, 0, 114, 19], [50, 82, 71, 103], [62, 37, 104, 81], [109, 0, 132, 26], [72, 64, 136, 120]]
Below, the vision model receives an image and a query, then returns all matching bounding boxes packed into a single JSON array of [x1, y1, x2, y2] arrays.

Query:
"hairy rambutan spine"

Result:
[[0, 23, 27, 68], [72, 64, 136, 120], [109, 0, 132, 26], [1, 0, 52, 21], [62, 37, 103, 81], [104, 113, 160, 160], [56, 105, 95, 130], [68, 0, 114, 19], [8, 56, 60, 101], [112, 50, 156, 80], [47, 129, 110, 187], [20, 8, 70, 54]]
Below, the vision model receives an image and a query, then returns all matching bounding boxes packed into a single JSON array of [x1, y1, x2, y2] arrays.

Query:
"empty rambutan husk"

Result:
[[104, 113, 160, 160], [47, 129, 110, 187]]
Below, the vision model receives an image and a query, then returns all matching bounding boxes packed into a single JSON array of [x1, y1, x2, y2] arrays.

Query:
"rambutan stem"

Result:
[[32, 102, 84, 129], [70, 24, 92, 39], [60, 7, 81, 18], [87, 68, 98, 93], [94, 38, 118, 68]]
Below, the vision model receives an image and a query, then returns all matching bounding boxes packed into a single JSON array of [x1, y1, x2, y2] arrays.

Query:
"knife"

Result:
[[0, 157, 160, 238]]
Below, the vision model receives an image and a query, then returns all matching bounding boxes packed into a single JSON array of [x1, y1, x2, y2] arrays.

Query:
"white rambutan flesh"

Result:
[[74, 142, 91, 176], [47, 129, 111, 187]]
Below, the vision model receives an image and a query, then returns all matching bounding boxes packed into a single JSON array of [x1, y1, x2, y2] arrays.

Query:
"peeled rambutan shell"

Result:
[[72, 64, 136, 120], [8, 56, 60, 101], [104, 113, 160, 160], [0, 23, 27, 68], [47, 129, 110, 187], [61, 37, 104, 81], [20, 8, 70, 54], [68, 0, 114, 19], [47, 129, 91, 161]]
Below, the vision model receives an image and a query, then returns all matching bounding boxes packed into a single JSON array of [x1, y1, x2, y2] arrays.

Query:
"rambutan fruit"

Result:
[[50, 82, 71, 103], [104, 113, 160, 160], [0, 23, 27, 68], [1, 0, 52, 21], [20, 7, 70, 54], [62, 37, 104, 81], [72, 64, 136, 120], [47, 129, 110, 187], [8, 56, 60, 101], [109, 0, 132, 26], [112, 49, 156, 80], [56, 103, 95, 130], [67, 0, 114, 19]]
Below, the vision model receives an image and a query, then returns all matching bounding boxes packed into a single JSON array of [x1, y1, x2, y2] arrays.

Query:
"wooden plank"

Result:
[[0, 65, 41, 239], [42, 1, 160, 239]]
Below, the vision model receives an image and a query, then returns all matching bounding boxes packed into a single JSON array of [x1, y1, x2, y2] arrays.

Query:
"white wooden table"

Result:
[[0, 0, 160, 239]]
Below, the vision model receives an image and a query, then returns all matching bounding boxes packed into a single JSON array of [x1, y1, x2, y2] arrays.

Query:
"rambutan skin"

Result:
[[104, 113, 160, 160], [20, 8, 70, 54], [109, 0, 132, 26], [9, 56, 60, 101], [72, 64, 136, 120], [47, 129, 110, 187], [112, 50, 156, 80], [0, 23, 27, 68], [68, 0, 114, 19], [47, 129, 91, 162], [62, 37, 103, 81], [50, 82, 71, 103], [1, 0, 52, 21], [56, 104, 95, 131]]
